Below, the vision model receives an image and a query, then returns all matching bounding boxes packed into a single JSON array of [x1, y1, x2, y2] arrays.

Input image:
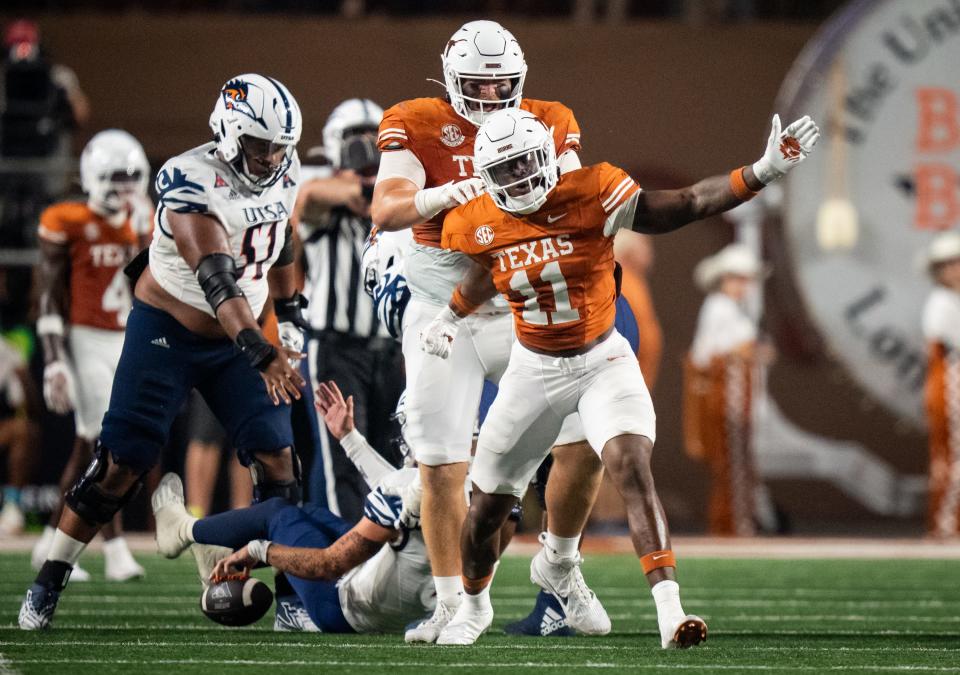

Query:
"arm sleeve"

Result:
[[597, 164, 641, 236], [375, 148, 426, 189], [340, 428, 397, 486]]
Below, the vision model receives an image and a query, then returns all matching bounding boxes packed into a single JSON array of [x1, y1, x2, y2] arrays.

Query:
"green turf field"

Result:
[[1, 551, 958, 673]]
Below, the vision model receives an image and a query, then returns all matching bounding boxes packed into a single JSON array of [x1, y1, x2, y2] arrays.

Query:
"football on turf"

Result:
[[200, 577, 273, 626]]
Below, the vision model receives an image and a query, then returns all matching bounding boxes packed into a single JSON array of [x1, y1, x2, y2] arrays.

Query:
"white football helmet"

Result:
[[322, 98, 383, 169], [208, 74, 302, 190], [442, 20, 527, 127], [474, 108, 557, 215], [80, 129, 149, 216]]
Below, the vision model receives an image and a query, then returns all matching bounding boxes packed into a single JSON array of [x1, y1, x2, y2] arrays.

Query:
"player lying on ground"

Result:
[[420, 108, 819, 646], [152, 381, 434, 633]]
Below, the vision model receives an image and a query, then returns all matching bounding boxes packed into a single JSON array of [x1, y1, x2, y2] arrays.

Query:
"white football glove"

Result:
[[380, 474, 423, 530], [414, 178, 486, 220], [43, 360, 76, 415], [751, 114, 820, 185], [419, 307, 462, 359], [277, 321, 304, 366]]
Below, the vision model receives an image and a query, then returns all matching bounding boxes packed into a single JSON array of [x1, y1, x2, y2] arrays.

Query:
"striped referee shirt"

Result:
[[301, 206, 391, 339]]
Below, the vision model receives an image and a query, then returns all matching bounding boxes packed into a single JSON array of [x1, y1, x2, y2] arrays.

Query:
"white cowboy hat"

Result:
[[693, 243, 769, 291], [923, 231, 960, 275]]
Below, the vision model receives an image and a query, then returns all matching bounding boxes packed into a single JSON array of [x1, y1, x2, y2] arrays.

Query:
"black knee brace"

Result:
[[532, 454, 554, 511], [64, 444, 145, 527], [248, 447, 303, 505]]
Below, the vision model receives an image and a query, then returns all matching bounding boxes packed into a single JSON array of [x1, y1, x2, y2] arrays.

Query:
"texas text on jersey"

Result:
[[38, 203, 144, 330], [150, 141, 301, 319], [377, 97, 580, 248], [442, 162, 639, 352]]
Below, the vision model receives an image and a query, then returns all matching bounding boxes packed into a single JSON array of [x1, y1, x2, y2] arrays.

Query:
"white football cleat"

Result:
[[274, 598, 320, 632], [70, 564, 91, 582], [0, 501, 25, 536], [661, 614, 708, 649], [436, 596, 494, 645], [151, 473, 195, 559], [404, 600, 459, 643], [192, 543, 233, 590], [103, 537, 145, 581], [530, 533, 611, 635]]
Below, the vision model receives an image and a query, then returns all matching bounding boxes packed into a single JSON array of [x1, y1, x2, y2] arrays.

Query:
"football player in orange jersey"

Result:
[[33, 130, 153, 583], [420, 108, 819, 646], [370, 20, 610, 642]]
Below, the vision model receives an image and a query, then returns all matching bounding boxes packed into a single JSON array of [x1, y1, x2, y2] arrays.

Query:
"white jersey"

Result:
[[690, 292, 757, 368], [338, 467, 434, 633], [150, 142, 300, 318], [923, 286, 960, 351]]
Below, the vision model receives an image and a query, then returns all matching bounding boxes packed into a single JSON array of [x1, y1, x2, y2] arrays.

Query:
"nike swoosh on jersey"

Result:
[[546, 213, 568, 223]]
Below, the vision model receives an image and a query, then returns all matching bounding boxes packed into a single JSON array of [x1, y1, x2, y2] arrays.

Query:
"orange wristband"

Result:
[[640, 549, 677, 574], [729, 166, 758, 202], [450, 285, 482, 317]]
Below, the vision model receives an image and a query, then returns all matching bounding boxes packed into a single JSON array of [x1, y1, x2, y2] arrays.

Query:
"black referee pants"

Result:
[[307, 330, 405, 522]]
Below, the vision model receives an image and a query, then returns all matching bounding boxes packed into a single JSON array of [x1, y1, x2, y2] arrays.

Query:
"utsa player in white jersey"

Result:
[[371, 20, 609, 642], [152, 381, 434, 634], [20, 74, 308, 630], [32, 130, 153, 583]]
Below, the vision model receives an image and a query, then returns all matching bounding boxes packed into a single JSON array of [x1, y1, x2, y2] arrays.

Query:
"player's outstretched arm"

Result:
[[168, 211, 304, 404], [211, 517, 393, 582], [631, 115, 819, 235], [315, 380, 396, 485]]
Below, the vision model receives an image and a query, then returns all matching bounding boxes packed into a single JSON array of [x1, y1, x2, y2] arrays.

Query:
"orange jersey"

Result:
[[442, 163, 640, 352], [38, 202, 142, 331], [377, 97, 580, 248]]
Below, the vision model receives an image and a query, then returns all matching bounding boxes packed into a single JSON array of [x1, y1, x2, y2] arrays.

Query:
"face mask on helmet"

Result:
[[451, 76, 522, 124], [480, 144, 557, 215], [236, 135, 295, 187]]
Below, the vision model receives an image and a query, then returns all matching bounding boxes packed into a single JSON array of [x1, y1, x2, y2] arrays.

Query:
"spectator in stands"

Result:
[[684, 243, 770, 536], [921, 231, 960, 539]]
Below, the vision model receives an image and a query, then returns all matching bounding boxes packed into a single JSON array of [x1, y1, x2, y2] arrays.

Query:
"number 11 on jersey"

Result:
[[509, 261, 580, 326]]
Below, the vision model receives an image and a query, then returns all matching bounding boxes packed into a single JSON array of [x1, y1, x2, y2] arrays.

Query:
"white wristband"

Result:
[[413, 184, 448, 220], [247, 539, 272, 564], [36, 314, 65, 337]]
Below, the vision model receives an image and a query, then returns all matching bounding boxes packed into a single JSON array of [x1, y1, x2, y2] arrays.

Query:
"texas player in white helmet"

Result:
[[370, 20, 607, 643], [33, 129, 152, 584], [21, 74, 308, 631]]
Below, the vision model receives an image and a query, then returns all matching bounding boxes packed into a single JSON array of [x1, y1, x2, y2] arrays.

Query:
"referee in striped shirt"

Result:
[[296, 99, 404, 521]]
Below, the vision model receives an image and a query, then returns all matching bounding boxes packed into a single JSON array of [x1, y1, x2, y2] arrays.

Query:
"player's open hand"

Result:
[[752, 114, 820, 185], [210, 547, 256, 583], [315, 380, 355, 440], [260, 348, 305, 406]]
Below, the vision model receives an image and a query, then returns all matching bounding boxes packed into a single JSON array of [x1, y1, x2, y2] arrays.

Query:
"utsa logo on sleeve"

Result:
[[38, 203, 141, 329], [442, 163, 639, 352], [377, 97, 581, 247]]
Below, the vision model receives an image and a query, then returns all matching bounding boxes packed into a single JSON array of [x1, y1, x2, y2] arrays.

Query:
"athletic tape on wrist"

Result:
[[36, 314, 65, 337]]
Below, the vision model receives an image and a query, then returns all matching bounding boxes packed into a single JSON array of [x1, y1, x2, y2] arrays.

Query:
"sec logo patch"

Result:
[[440, 123, 465, 148], [475, 225, 494, 246]]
